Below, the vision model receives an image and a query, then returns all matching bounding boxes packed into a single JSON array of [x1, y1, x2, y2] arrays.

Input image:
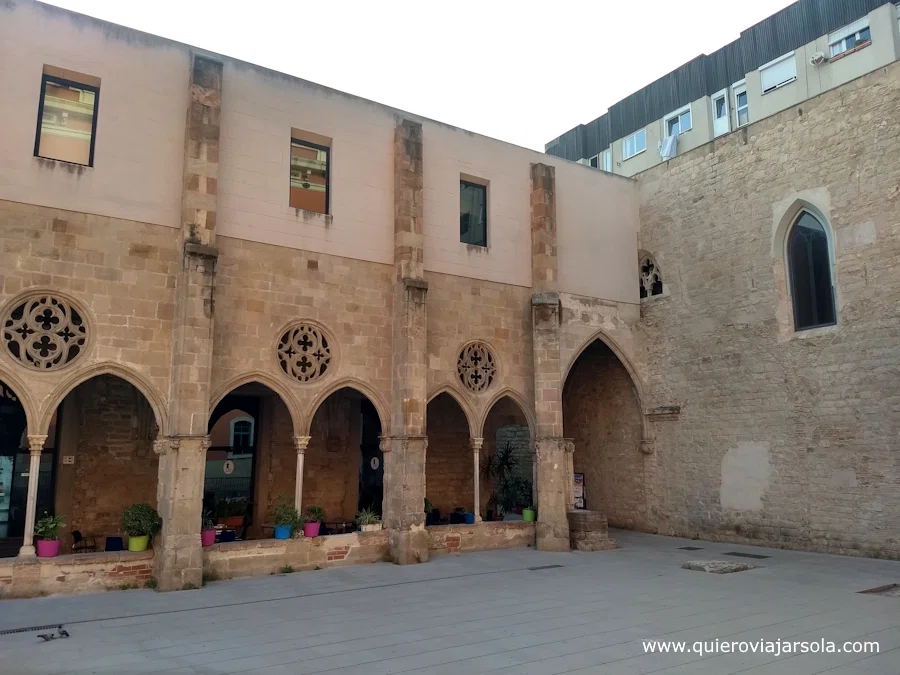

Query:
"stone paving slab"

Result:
[[0, 530, 898, 674]]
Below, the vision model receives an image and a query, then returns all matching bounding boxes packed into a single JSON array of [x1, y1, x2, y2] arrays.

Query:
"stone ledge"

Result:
[[0, 549, 154, 569]]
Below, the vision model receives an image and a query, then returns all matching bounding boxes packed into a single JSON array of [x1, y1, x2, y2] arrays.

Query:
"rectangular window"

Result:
[[734, 85, 749, 127], [460, 180, 487, 247], [664, 106, 692, 137], [760, 52, 797, 93], [829, 18, 871, 57], [290, 139, 330, 214], [34, 73, 99, 166], [589, 155, 599, 168], [603, 150, 612, 172], [622, 129, 646, 160]]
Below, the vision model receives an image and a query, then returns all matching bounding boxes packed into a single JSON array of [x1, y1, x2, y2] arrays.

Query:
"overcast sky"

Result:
[[44, 0, 796, 151]]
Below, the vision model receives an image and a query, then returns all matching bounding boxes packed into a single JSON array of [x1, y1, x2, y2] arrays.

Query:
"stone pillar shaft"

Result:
[[471, 437, 483, 521], [294, 436, 310, 511], [18, 435, 47, 557]]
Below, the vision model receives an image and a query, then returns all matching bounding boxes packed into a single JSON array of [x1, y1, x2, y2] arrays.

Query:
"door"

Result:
[[712, 89, 729, 137]]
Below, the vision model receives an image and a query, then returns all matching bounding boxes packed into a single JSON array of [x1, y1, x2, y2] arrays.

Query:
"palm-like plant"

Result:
[[481, 442, 520, 516]]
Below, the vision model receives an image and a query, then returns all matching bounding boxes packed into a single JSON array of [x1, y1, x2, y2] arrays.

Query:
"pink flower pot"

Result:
[[303, 521, 321, 538], [201, 529, 216, 547], [36, 539, 61, 558]]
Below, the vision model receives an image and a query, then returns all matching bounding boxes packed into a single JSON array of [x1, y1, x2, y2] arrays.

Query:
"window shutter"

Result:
[[760, 53, 796, 92]]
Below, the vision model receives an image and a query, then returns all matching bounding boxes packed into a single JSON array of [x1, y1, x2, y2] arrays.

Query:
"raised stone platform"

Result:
[[0, 550, 155, 598], [427, 522, 535, 557], [567, 510, 617, 551]]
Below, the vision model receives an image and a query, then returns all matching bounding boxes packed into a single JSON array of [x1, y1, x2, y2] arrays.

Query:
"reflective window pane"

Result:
[[460, 181, 487, 247], [290, 140, 329, 214], [37, 78, 97, 166], [788, 212, 836, 330]]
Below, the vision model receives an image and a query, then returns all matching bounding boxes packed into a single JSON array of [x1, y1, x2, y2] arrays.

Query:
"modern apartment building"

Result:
[[546, 0, 900, 176]]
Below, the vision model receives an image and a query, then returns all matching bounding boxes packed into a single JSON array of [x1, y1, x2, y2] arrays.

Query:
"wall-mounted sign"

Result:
[[370, 457, 380, 470], [62, 456, 75, 465], [574, 473, 585, 510], [223, 460, 234, 475]]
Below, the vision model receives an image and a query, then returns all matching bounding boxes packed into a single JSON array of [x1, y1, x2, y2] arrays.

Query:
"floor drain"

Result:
[[679, 546, 703, 551], [528, 565, 564, 571], [859, 583, 900, 597], [725, 551, 770, 560], [0, 624, 63, 637]]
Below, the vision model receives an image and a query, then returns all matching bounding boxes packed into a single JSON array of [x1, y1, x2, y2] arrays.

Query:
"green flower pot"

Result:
[[128, 535, 149, 552], [522, 508, 536, 523]]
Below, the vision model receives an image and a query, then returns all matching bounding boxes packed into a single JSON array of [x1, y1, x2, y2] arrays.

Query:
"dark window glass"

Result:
[[232, 420, 253, 449], [787, 212, 836, 330], [589, 156, 599, 168], [460, 181, 487, 247], [860, 27, 871, 42]]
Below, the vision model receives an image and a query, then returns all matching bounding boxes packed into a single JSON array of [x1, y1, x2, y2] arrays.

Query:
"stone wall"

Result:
[[0, 550, 155, 598], [427, 522, 535, 557], [637, 62, 900, 559], [563, 340, 646, 530]]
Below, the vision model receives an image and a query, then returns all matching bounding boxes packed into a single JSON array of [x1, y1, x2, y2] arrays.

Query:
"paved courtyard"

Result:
[[0, 531, 898, 675]]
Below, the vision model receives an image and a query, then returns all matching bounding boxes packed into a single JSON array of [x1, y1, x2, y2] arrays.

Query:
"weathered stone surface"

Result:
[[567, 510, 617, 552], [0, 551, 154, 598], [682, 560, 759, 574], [427, 522, 534, 556]]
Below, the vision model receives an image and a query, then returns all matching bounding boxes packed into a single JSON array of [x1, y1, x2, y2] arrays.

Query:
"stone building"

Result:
[[0, 0, 636, 595], [0, 0, 897, 598]]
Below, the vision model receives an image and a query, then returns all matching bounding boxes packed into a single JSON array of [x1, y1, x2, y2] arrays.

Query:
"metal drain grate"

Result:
[[528, 564, 564, 571], [0, 624, 63, 637], [679, 546, 703, 551], [725, 551, 770, 560]]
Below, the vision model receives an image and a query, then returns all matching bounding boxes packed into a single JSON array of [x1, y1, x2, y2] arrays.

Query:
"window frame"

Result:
[[759, 52, 797, 94], [602, 150, 612, 172], [459, 179, 488, 248], [228, 416, 255, 451], [711, 88, 730, 137], [588, 155, 599, 168], [289, 137, 331, 215], [34, 73, 101, 167], [733, 80, 749, 128], [828, 18, 871, 58], [785, 210, 837, 332], [622, 129, 647, 160], [664, 104, 692, 137]]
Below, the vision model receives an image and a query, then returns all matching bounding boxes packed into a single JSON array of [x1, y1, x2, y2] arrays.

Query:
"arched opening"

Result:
[[787, 210, 836, 330], [34, 374, 159, 555], [305, 387, 383, 533], [563, 339, 646, 529], [207, 382, 294, 541], [0, 380, 36, 557], [425, 392, 474, 524], [481, 396, 533, 521]]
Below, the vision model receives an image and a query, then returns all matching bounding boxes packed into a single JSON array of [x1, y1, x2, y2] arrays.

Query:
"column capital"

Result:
[[563, 438, 575, 454], [27, 434, 47, 454], [293, 436, 311, 453], [470, 437, 484, 452], [378, 436, 392, 454], [153, 437, 179, 455]]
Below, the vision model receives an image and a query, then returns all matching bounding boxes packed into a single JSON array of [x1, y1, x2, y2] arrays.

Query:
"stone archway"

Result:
[[563, 339, 647, 530]]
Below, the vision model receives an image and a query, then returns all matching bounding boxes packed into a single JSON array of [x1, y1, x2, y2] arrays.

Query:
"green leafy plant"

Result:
[[34, 512, 65, 540], [482, 442, 528, 516], [279, 565, 295, 574], [304, 505, 325, 523], [121, 503, 162, 537], [144, 577, 158, 589], [270, 494, 300, 527], [356, 508, 380, 525], [201, 510, 216, 530], [424, 499, 434, 514], [216, 498, 249, 519]]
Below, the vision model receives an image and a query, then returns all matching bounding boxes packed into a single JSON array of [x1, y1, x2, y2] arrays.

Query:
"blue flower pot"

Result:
[[273, 524, 292, 540], [464, 512, 475, 525]]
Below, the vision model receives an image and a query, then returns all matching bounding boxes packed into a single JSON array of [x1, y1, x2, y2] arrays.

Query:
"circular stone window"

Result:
[[2, 295, 88, 370], [457, 341, 497, 393], [276, 323, 333, 383]]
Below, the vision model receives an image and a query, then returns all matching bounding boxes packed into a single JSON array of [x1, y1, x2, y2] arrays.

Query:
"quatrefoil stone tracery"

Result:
[[457, 342, 496, 393], [2, 295, 87, 370], [276, 324, 332, 383]]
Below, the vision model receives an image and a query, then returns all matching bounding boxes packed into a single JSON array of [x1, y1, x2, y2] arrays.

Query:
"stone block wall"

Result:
[[637, 62, 900, 559], [0, 550, 155, 598], [425, 393, 474, 515], [426, 522, 535, 557]]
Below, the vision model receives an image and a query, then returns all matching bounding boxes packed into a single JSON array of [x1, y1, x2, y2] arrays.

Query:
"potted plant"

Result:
[[303, 505, 324, 537], [522, 505, 536, 523], [464, 512, 476, 525], [424, 499, 437, 526], [356, 508, 382, 532], [201, 510, 216, 547], [216, 498, 248, 528], [271, 494, 299, 540], [121, 503, 162, 552], [34, 512, 65, 558]]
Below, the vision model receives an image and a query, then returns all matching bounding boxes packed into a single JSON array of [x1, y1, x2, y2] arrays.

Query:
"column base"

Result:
[[18, 545, 36, 558], [389, 527, 429, 565], [154, 536, 203, 591], [535, 522, 571, 552]]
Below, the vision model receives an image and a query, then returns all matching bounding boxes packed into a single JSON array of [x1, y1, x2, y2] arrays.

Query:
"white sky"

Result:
[[43, 0, 796, 151]]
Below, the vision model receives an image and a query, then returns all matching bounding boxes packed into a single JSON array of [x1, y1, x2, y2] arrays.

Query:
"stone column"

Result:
[[471, 437, 483, 521], [155, 54, 223, 591], [293, 436, 310, 511], [530, 163, 570, 551], [18, 435, 47, 558], [563, 438, 575, 510], [383, 118, 430, 564]]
